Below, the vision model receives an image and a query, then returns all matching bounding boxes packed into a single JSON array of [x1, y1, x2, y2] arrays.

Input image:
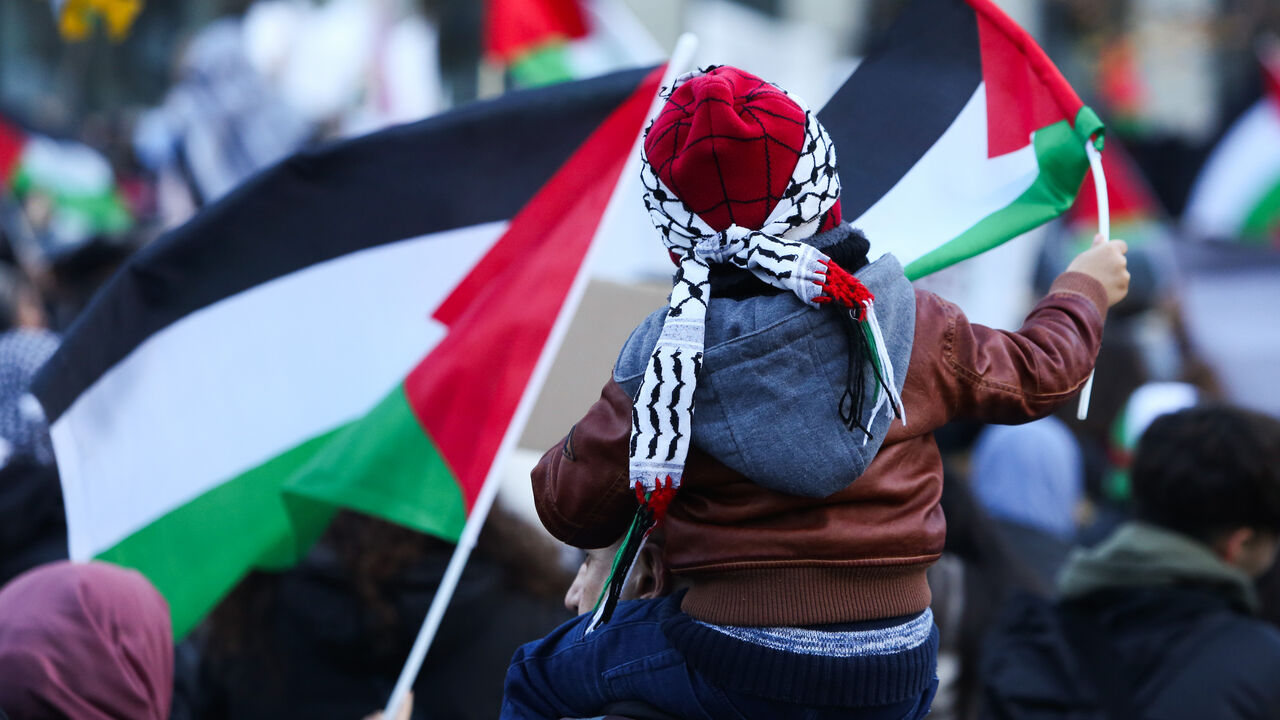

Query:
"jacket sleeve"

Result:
[[927, 271, 1108, 425], [531, 377, 638, 549]]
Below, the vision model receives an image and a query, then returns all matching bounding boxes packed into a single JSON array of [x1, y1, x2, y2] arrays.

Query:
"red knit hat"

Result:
[[643, 66, 841, 235]]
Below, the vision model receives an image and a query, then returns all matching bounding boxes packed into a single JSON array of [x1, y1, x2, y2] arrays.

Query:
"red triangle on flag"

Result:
[[1068, 139, 1162, 226], [0, 118, 25, 185], [485, 0, 589, 62], [1261, 37, 1280, 115], [406, 67, 662, 508], [970, 0, 1087, 158]]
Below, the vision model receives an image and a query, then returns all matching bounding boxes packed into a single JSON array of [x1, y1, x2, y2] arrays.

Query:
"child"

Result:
[[503, 66, 1128, 720]]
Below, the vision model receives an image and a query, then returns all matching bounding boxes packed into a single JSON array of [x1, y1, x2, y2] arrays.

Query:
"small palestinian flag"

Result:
[[485, 0, 589, 87], [32, 67, 661, 637], [0, 115, 132, 246], [1183, 39, 1280, 247], [821, 0, 1105, 280]]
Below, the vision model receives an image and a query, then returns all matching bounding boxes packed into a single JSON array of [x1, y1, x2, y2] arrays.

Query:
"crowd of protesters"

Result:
[[0, 177, 1277, 719], [1, 2, 1280, 720]]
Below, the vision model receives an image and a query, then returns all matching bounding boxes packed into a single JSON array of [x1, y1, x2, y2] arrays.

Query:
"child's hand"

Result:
[[1066, 234, 1130, 307]]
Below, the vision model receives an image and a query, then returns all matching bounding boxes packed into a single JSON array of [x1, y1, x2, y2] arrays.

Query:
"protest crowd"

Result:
[[1, 0, 1279, 718]]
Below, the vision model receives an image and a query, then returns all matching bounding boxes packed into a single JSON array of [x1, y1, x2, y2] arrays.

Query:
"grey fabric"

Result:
[[971, 416, 1083, 541], [1057, 521, 1259, 612], [0, 329, 59, 467], [615, 249, 915, 498]]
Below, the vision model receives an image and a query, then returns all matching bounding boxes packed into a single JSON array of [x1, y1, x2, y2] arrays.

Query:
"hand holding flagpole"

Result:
[[1076, 138, 1109, 421]]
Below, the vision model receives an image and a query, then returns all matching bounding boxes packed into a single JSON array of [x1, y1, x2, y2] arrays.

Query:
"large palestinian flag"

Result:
[[32, 67, 660, 637], [821, 0, 1104, 279], [1183, 41, 1280, 247]]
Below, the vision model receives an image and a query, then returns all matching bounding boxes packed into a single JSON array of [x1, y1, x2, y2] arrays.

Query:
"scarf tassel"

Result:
[[586, 477, 677, 633], [821, 262, 906, 439], [864, 302, 906, 426]]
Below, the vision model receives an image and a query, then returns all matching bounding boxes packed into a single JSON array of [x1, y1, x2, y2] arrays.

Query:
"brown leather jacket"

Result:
[[532, 272, 1107, 626]]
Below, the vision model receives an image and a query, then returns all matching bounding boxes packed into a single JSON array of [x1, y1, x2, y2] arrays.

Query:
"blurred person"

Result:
[[133, 18, 311, 213], [1100, 382, 1200, 509], [982, 405, 1280, 719], [41, 235, 135, 331], [0, 264, 49, 332], [505, 66, 1129, 720], [184, 507, 570, 720], [1074, 380, 1201, 548], [970, 416, 1084, 588], [928, 468, 1047, 720], [0, 329, 64, 587], [0, 559, 420, 720], [0, 561, 173, 719], [1258, 552, 1280, 632]]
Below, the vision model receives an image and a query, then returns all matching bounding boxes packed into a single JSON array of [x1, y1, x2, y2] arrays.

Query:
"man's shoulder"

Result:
[[1191, 612, 1280, 664], [1152, 613, 1280, 719]]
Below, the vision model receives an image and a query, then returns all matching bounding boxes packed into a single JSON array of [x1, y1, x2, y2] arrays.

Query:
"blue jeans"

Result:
[[502, 595, 938, 720]]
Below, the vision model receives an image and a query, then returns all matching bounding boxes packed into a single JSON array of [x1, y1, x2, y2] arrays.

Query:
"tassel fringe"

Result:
[[821, 263, 906, 442], [587, 477, 677, 634]]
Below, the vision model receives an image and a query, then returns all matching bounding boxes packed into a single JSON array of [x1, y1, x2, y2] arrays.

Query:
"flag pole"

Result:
[[380, 34, 700, 720], [1076, 137, 1108, 421]]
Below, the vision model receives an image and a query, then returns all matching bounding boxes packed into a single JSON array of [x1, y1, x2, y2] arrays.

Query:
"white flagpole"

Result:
[[1076, 138, 1108, 421], [380, 34, 700, 720]]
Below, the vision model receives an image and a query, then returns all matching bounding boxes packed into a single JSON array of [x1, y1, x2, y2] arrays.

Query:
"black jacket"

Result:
[[178, 536, 570, 720], [981, 585, 1280, 720]]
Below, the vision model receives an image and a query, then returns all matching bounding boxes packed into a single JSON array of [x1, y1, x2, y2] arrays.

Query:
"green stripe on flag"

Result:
[[905, 106, 1104, 280], [96, 383, 466, 639], [509, 41, 575, 87], [283, 382, 468, 544], [96, 429, 340, 638], [11, 164, 132, 237], [1240, 175, 1280, 243]]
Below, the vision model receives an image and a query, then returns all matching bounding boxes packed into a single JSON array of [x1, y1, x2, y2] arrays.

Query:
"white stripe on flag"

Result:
[[854, 83, 1039, 266], [52, 222, 506, 560], [1184, 100, 1280, 240]]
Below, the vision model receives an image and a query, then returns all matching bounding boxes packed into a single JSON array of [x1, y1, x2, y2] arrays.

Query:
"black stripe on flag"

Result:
[[819, 0, 981, 222], [34, 67, 655, 423]]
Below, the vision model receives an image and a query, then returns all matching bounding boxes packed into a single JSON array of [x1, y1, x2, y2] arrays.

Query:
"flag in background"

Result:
[[32, 67, 661, 637], [0, 114, 133, 247], [485, 0, 589, 87], [820, 0, 1105, 280], [1065, 137, 1164, 250], [1183, 39, 1280, 247]]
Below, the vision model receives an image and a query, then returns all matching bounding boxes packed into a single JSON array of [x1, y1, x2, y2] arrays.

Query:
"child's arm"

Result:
[[530, 378, 638, 549], [924, 238, 1128, 424]]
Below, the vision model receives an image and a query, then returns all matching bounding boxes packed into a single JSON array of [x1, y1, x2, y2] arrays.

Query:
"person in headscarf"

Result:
[[0, 561, 174, 719], [971, 416, 1085, 588]]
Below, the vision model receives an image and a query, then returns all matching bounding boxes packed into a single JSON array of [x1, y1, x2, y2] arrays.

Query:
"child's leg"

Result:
[[502, 594, 717, 720]]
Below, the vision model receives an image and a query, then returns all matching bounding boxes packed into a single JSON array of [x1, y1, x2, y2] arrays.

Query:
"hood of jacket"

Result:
[[614, 226, 915, 498], [1057, 521, 1259, 613]]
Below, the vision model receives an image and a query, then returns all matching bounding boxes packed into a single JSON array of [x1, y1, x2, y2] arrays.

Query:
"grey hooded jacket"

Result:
[[614, 224, 915, 498]]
